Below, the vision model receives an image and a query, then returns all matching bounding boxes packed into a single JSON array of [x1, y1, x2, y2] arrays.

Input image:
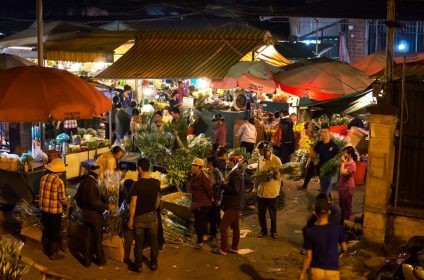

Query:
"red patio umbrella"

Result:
[[274, 58, 374, 101], [0, 66, 111, 122]]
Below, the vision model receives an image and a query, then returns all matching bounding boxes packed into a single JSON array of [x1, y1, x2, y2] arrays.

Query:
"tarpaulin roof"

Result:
[[299, 90, 374, 114], [96, 28, 273, 79], [240, 45, 292, 67]]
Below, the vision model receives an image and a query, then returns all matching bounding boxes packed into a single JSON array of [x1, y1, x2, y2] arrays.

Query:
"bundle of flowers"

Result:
[[251, 167, 280, 186], [0, 236, 28, 280]]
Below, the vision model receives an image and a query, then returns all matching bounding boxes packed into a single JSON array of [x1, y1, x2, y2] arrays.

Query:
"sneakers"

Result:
[[228, 249, 239, 254], [271, 233, 279, 239], [194, 242, 203, 249], [257, 232, 266, 238], [150, 262, 158, 271], [129, 264, 142, 273], [49, 252, 65, 260]]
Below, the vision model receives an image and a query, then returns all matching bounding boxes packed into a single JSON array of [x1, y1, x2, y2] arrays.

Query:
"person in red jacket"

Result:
[[190, 158, 214, 248], [213, 114, 227, 147]]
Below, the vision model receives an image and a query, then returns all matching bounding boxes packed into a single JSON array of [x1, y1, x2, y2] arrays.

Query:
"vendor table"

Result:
[[0, 168, 67, 205], [63, 146, 110, 179]]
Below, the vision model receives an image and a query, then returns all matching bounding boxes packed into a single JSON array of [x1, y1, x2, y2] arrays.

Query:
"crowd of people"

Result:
[[37, 89, 365, 279]]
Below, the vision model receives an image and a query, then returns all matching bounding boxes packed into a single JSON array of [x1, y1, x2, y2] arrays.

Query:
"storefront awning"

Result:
[[240, 45, 292, 67], [96, 28, 274, 79], [44, 30, 135, 63]]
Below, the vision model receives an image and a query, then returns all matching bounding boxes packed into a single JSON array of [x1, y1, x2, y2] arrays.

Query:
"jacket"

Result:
[[237, 122, 257, 144], [75, 175, 108, 214], [279, 117, 295, 143], [222, 164, 245, 210], [115, 109, 131, 135], [213, 123, 227, 146], [190, 171, 213, 209]]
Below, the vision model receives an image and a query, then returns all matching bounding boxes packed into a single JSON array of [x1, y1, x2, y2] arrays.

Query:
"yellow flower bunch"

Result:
[[299, 135, 313, 150], [293, 122, 305, 134]]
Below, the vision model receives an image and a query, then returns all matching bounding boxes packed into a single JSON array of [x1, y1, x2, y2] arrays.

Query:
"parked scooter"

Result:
[[378, 236, 424, 280]]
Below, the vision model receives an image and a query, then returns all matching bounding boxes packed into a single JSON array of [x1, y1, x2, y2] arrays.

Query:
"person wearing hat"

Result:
[[190, 158, 213, 248], [39, 158, 69, 260], [212, 113, 227, 147], [256, 141, 283, 239], [236, 118, 257, 153], [300, 198, 347, 280], [215, 152, 244, 255], [74, 165, 116, 267]]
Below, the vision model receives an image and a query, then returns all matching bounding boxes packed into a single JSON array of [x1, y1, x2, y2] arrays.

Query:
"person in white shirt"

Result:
[[256, 141, 283, 239], [237, 118, 257, 153]]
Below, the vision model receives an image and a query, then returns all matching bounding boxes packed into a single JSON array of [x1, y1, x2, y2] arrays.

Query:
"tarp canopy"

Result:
[[351, 51, 424, 79], [96, 28, 274, 79], [0, 21, 94, 48], [0, 22, 135, 63], [44, 30, 135, 62], [299, 90, 374, 114], [240, 45, 292, 67]]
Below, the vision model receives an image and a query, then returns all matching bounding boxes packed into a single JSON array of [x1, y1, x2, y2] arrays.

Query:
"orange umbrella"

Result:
[[0, 66, 111, 122]]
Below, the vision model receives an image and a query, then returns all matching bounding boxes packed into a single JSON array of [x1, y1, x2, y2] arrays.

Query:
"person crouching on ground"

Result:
[[214, 152, 245, 255], [74, 165, 116, 267], [127, 158, 161, 273], [256, 141, 283, 239], [39, 158, 69, 260], [190, 158, 213, 248], [300, 199, 347, 280]]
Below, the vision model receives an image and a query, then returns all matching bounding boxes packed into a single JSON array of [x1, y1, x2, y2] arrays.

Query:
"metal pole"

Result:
[[37, 0, 44, 67], [394, 56, 406, 207], [315, 18, 319, 57], [37, 0, 45, 148], [384, 0, 395, 82]]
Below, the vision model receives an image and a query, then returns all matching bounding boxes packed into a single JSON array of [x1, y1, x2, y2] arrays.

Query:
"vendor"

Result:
[[94, 146, 125, 174], [170, 107, 188, 146], [169, 90, 180, 111], [149, 111, 168, 133]]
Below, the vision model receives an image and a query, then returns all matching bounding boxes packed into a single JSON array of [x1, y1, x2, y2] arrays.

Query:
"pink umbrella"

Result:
[[212, 61, 280, 93]]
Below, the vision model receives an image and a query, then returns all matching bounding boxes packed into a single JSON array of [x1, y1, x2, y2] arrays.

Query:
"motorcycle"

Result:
[[378, 236, 424, 280]]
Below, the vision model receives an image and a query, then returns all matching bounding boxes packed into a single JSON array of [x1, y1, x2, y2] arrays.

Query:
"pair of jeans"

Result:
[[302, 163, 317, 189], [257, 197, 277, 234], [208, 203, 221, 237], [41, 212, 62, 257], [192, 206, 210, 243], [319, 175, 336, 195], [219, 209, 240, 251], [240, 141, 255, 154], [134, 213, 159, 269], [82, 210, 105, 264]]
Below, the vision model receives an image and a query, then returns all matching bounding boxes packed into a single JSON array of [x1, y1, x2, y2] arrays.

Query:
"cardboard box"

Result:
[[21, 225, 42, 242], [102, 236, 134, 263], [347, 127, 369, 154], [161, 192, 193, 221]]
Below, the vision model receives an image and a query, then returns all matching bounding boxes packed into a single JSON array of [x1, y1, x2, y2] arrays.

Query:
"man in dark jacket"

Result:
[[279, 111, 295, 163], [215, 152, 245, 255], [115, 102, 131, 142], [75, 165, 115, 267]]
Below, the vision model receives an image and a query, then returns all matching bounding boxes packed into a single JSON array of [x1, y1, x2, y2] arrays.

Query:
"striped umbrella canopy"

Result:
[[274, 57, 374, 101]]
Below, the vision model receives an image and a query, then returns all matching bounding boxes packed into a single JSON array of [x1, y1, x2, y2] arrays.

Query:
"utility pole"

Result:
[[37, 0, 45, 148], [315, 18, 319, 57], [384, 0, 395, 82]]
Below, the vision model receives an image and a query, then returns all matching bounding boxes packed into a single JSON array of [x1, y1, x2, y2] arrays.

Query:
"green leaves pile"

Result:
[[163, 149, 195, 189], [320, 153, 342, 177], [135, 132, 175, 165], [0, 237, 28, 280], [251, 167, 280, 186]]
